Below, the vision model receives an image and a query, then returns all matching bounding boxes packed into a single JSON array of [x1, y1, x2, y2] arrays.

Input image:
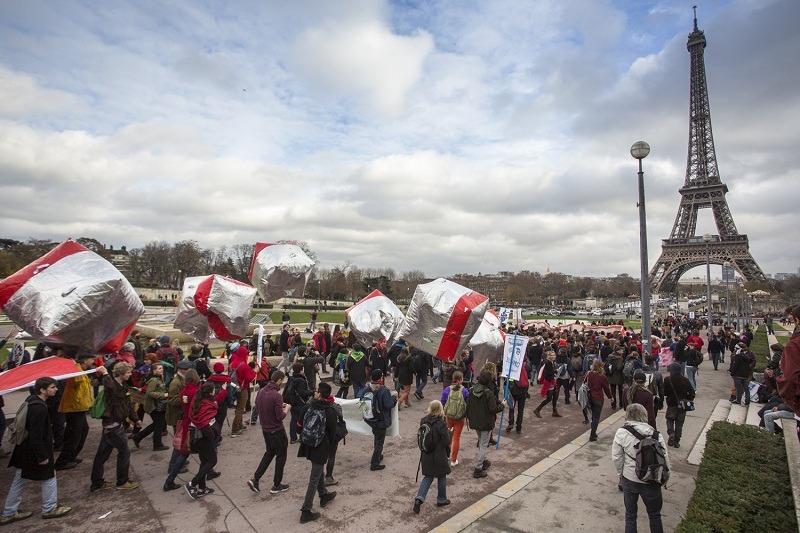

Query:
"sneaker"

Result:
[[413, 391, 422, 400], [320, 491, 337, 507], [413, 498, 422, 514], [116, 481, 140, 490], [436, 499, 451, 507], [163, 481, 181, 491], [667, 435, 675, 447], [300, 510, 320, 523], [230, 432, 242, 438], [41, 505, 71, 519], [0, 511, 32, 525], [196, 487, 214, 497], [207, 470, 221, 480], [153, 445, 169, 451], [324, 476, 339, 486], [247, 479, 260, 493], [370, 464, 386, 471], [270, 483, 290, 494], [481, 460, 492, 471], [450, 460, 459, 467], [132, 436, 141, 448], [90, 481, 114, 493], [473, 468, 488, 479], [290, 439, 298, 444], [185, 482, 198, 500], [54, 461, 78, 471]]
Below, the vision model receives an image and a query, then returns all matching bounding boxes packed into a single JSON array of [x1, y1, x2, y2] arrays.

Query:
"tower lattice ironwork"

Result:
[[648, 11, 768, 294]]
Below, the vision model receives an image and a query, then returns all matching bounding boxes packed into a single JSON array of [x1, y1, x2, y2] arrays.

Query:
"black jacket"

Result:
[[9, 395, 54, 481], [420, 415, 452, 477], [296, 399, 337, 465]]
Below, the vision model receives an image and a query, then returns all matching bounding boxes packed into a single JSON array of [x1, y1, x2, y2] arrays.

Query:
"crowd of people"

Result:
[[0, 304, 797, 529]]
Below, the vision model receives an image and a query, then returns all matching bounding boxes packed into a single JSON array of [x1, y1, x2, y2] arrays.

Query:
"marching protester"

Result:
[[623, 370, 656, 429], [248, 370, 291, 494], [347, 343, 368, 399], [533, 350, 560, 418], [185, 381, 228, 499], [284, 362, 313, 444], [585, 360, 612, 442], [441, 370, 469, 466], [612, 404, 670, 533], [297, 382, 338, 524], [0, 377, 71, 525], [606, 345, 626, 409], [55, 352, 104, 470], [664, 362, 695, 448], [506, 358, 530, 434], [466, 369, 506, 479], [163, 369, 200, 491], [366, 369, 398, 471], [90, 362, 141, 492], [413, 400, 452, 514], [396, 346, 415, 409], [133, 362, 169, 451]]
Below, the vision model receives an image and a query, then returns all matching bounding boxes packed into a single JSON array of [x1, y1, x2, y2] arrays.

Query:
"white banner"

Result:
[[333, 396, 400, 437], [501, 334, 529, 380], [256, 324, 264, 366]]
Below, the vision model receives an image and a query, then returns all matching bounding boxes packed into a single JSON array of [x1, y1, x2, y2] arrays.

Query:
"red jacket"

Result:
[[235, 363, 256, 390]]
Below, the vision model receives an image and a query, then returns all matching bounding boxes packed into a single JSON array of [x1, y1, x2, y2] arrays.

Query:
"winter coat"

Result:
[[101, 375, 138, 427], [369, 382, 397, 429], [144, 376, 167, 414], [256, 381, 287, 433], [729, 350, 752, 379], [622, 384, 656, 428], [296, 398, 337, 465], [664, 375, 695, 407], [466, 382, 504, 431], [166, 372, 185, 426], [420, 415, 452, 478], [9, 395, 54, 481], [612, 420, 670, 484], [58, 364, 93, 413], [190, 398, 220, 441], [778, 332, 800, 416], [586, 371, 612, 402], [606, 354, 624, 386], [300, 355, 324, 390], [285, 374, 313, 407], [396, 350, 415, 386], [346, 350, 368, 385]]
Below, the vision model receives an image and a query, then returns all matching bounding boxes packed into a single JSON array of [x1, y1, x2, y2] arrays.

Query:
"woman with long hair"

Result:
[[163, 369, 200, 491], [185, 381, 227, 499], [133, 363, 169, 451], [413, 400, 452, 514], [533, 350, 560, 418]]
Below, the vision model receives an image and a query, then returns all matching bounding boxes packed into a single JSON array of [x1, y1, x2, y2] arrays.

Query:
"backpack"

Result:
[[360, 388, 380, 423], [623, 359, 636, 379], [443, 386, 467, 420], [6, 400, 30, 446], [571, 355, 583, 372], [212, 379, 236, 408], [300, 405, 327, 447], [417, 420, 436, 453], [689, 349, 703, 367], [282, 376, 298, 405], [89, 389, 106, 419], [332, 402, 348, 443], [554, 362, 568, 380], [229, 362, 244, 388], [623, 425, 670, 486], [411, 352, 424, 375]]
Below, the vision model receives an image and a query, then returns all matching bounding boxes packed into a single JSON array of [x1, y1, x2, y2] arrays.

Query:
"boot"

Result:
[[533, 408, 542, 418], [300, 510, 320, 524], [552, 409, 562, 418]]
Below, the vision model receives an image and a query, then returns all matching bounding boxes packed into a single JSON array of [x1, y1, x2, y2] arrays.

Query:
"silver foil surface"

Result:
[[396, 278, 488, 362], [174, 275, 257, 343], [249, 242, 315, 303], [345, 289, 405, 347], [469, 308, 506, 369]]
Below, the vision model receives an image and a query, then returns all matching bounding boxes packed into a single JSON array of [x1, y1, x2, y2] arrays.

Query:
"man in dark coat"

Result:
[[297, 382, 337, 524], [1, 377, 71, 524], [366, 369, 398, 471], [466, 369, 506, 479]]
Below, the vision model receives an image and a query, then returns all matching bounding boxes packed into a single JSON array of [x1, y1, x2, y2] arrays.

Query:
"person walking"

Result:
[[533, 350, 560, 418], [664, 362, 695, 448], [347, 343, 368, 399], [90, 362, 141, 492], [612, 404, 670, 533], [0, 377, 71, 525], [284, 363, 313, 444], [413, 400, 452, 514], [163, 369, 200, 491], [185, 382, 228, 499], [729, 342, 753, 405], [466, 369, 506, 479], [133, 362, 169, 451], [247, 370, 291, 494], [55, 353, 103, 470], [623, 370, 656, 429], [411, 347, 429, 401], [441, 371, 469, 466], [366, 369, 398, 471], [585, 360, 612, 441], [297, 382, 338, 524], [708, 333, 724, 371], [506, 359, 530, 434], [396, 346, 414, 409], [606, 346, 625, 409]]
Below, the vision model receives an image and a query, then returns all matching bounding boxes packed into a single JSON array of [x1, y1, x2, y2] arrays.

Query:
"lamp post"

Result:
[[317, 279, 321, 310], [177, 269, 182, 290], [631, 141, 651, 358], [703, 234, 713, 335], [723, 261, 731, 327], [743, 289, 749, 327]]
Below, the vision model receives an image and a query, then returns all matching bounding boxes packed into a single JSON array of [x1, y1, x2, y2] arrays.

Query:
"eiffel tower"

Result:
[[649, 9, 768, 294]]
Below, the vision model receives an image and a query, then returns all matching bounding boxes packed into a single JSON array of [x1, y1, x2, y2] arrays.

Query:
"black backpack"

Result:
[[300, 405, 327, 448], [623, 425, 670, 486], [417, 420, 436, 453]]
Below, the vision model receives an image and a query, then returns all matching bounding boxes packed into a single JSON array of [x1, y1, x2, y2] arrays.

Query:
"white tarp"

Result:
[[333, 397, 400, 437]]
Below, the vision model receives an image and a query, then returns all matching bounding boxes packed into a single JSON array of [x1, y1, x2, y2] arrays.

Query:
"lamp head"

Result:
[[630, 141, 650, 160]]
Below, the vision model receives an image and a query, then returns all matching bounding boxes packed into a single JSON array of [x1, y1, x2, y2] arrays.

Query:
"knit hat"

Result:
[[213, 362, 225, 373], [177, 359, 193, 370]]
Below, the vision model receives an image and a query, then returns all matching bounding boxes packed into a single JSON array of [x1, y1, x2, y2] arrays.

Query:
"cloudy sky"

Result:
[[1, 0, 798, 281]]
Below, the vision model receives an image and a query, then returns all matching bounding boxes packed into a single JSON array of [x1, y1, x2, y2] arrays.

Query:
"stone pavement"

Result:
[[432, 329, 735, 533]]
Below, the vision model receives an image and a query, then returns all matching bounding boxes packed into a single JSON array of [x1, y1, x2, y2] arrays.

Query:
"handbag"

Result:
[[669, 379, 695, 412], [577, 375, 590, 410], [155, 398, 168, 412]]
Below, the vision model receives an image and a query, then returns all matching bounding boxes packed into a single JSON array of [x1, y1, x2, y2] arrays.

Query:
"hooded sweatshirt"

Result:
[[466, 382, 503, 431], [347, 349, 367, 385]]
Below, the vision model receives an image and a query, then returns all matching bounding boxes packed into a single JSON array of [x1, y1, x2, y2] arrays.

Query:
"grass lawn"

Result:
[[750, 325, 770, 373], [260, 310, 347, 326], [676, 422, 796, 533]]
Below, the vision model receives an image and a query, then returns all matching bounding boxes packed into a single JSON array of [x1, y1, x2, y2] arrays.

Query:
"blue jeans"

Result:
[[622, 476, 663, 533], [415, 374, 427, 397], [685, 365, 697, 391], [416, 474, 447, 504], [3, 469, 58, 516], [352, 382, 367, 400]]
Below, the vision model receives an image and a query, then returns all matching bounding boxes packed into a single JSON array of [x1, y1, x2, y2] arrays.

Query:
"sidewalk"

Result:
[[432, 332, 734, 532]]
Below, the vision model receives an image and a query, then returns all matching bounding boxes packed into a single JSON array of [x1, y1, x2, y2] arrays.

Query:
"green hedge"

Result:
[[750, 325, 770, 373], [676, 422, 796, 533]]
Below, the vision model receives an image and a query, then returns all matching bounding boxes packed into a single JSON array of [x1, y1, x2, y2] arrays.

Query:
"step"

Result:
[[726, 402, 748, 425], [745, 401, 762, 427], [688, 399, 731, 466]]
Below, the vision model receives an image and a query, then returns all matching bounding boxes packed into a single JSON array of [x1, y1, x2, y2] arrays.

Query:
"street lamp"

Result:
[[631, 141, 651, 358], [743, 288, 749, 327], [317, 279, 321, 310], [723, 261, 731, 327], [703, 234, 713, 335]]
